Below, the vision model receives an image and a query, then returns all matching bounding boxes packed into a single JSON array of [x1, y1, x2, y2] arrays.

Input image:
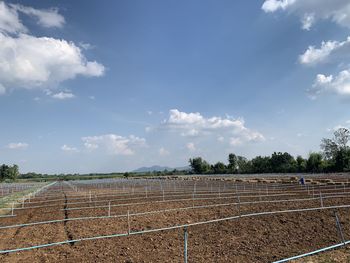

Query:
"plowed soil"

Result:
[[0, 181, 350, 263]]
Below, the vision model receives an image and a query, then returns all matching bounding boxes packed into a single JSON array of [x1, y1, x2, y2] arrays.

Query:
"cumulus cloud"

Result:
[[262, 0, 350, 29], [10, 4, 65, 28], [0, 2, 104, 95], [186, 142, 196, 152], [6, 142, 28, 149], [229, 137, 243, 146], [0, 83, 5, 95], [262, 0, 295, 13], [309, 70, 350, 98], [61, 144, 79, 153], [0, 2, 27, 34], [159, 147, 170, 156], [162, 109, 265, 144], [81, 134, 146, 155], [51, 91, 75, 100], [301, 13, 315, 30], [299, 37, 350, 65]]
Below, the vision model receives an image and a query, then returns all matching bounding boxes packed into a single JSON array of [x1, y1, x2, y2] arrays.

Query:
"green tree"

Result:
[[227, 153, 237, 173], [321, 128, 350, 172], [0, 164, 19, 181], [296, 155, 306, 173], [306, 152, 323, 173], [189, 157, 211, 174], [236, 156, 252, 173], [213, 162, 227, 174], [251, 156, 271, 173]]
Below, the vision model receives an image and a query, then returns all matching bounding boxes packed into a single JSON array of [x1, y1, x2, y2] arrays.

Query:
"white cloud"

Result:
[[159, 147, 170, 156], [163, 109, 265, 144], [310, 70, 350, 98], [6, 142, 28, 149], [79, 42, 94, 50], [0, 83, 5, 95], [262, 0, 350, 29], [262, 0, 296, 13], [61, 144, 79, 153], [299, 37, 350, 65], [10, 4, 65, 28], [81, 134, 146, 155], [301, 13, 315, 30], [0, 2, 104, 95], [186, 142, 196, 152], [0, 2, 27, 34], [0, 33, 104, 94], [217, 136, 225, 142], [51, 91, 75, 100], [229, 137, 243, 146]]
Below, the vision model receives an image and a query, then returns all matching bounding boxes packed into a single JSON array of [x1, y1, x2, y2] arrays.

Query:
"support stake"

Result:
[[184, 226, 188, 263], [127, 210, 131, 235], [334, 211, 345, 245]]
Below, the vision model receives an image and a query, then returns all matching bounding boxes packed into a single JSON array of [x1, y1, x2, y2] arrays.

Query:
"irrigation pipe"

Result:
[[5, 191, 300, 212], [272, 240, 350, 263], [2, 203, 350, 254], [6, 192, 350, 230], [0, 195, 323, 229], [18, 183, 349, 209]]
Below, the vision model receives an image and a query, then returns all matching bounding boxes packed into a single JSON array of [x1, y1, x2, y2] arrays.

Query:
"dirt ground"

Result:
[[0, 180, 350, 262]]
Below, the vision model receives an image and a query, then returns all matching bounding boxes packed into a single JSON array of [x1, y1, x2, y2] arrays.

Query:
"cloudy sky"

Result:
[[1, 0, 350, 173]]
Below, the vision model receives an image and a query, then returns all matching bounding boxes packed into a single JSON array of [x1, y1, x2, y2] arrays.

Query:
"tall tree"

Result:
[[306, 153, 323, 173], [227, 153, 237, 173], [321, 128, 350, 172], [189, 157, 211, 174]]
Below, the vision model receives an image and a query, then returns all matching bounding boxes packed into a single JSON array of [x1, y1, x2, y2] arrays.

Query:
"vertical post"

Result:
[[145, 187, 148, 198], [108, 201, 111, 217], [334, 211, 345, 245], [259, 189, 262, 202], [163, 190, 165, 201], [11, 202, 14, 216], [89, 191, 92, 202], [22, 197, 25, 208], [127, 210, 131, 235], [320, 192, 323, 208], [184, 226, 188, 263], [237, 195, 241, 217], [192, 192, 195, 208]]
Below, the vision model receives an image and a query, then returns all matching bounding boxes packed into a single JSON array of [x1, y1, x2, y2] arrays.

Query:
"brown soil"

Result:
[[0, 181, 350, 262]]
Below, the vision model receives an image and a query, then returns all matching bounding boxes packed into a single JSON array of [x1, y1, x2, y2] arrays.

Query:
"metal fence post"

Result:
[[127, 210, 131, 235], [184, 226, 188, 263], [334, 211, 345, 245]]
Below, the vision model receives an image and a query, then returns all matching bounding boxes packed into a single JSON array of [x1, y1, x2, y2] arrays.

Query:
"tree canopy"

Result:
[[189, 128, 350, 174]]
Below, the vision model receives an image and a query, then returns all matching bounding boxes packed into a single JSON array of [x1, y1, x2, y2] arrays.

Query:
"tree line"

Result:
[[189, 128, 350, 174], [0, 164, 19, 181]]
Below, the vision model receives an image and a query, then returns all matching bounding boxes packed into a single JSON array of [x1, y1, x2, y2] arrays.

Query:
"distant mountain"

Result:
[[132, 165, 190, 173]]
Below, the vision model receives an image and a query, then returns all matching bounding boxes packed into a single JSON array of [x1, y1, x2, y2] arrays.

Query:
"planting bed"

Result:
[[0, 177, 350, 262]]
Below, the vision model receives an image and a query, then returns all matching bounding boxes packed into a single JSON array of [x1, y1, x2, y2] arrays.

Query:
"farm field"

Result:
[[1, 177, 350, 262]]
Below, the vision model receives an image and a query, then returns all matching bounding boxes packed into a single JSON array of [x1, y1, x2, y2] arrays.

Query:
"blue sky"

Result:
[[1, 0, 350, 173]]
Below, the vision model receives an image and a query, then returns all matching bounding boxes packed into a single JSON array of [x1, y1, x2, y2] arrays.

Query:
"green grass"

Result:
[[0, 183, 48, 215]]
